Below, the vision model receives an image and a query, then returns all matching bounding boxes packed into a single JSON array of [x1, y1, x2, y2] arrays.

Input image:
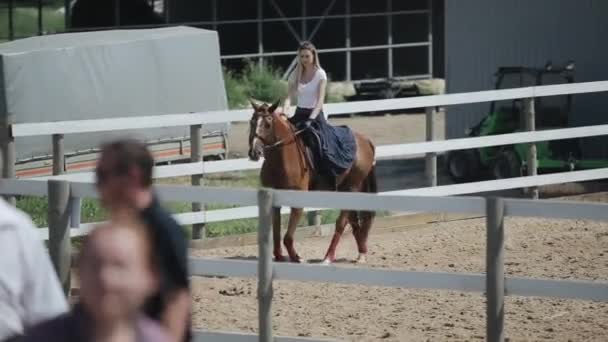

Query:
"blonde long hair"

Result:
[[288, 41, 322, 93]]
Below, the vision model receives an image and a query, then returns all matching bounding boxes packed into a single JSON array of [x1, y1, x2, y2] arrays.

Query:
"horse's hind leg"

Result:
[[348, 211, 367, 264], [284, 207, 304, 263], [322, 210, 349, 264], [354, 210, 374, 264], [272, 207, 286, 262]]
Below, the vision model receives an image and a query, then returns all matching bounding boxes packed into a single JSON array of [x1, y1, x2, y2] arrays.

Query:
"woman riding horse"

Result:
[[281, 41, 357, 189], [248, 41, 377, 264]]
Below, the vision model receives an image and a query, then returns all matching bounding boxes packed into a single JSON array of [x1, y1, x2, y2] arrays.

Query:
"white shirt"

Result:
[[0, 198, 69, 340], [297, 67, 327, 112]]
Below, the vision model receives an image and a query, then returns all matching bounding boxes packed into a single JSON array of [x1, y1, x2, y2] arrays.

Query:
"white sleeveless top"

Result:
[[297, 67, 327, 111]]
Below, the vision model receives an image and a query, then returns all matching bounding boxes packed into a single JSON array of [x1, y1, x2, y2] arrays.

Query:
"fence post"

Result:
[[69, 197, 82, 228], [48, 180, 71, 296], [1, 124, 16, 204], [425, 106, 437, 187], [524, 98, 538, 199], [52, 134, 65, 175], [486, 197, 505, 342], [257, 189, 274, 342], [190, 124, 205, 239]]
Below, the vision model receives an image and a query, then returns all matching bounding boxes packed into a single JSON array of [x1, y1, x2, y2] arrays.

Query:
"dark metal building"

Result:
[[444, 0, 608, 157], [67, 0, 444, 82]]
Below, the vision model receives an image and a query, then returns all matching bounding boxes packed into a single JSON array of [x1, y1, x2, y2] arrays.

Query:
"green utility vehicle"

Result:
[[446, 61, 608, 183]]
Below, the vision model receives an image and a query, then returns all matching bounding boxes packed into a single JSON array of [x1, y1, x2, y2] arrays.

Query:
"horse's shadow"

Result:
[[225, 255, 258, 261], [224, 255, 354, 265]]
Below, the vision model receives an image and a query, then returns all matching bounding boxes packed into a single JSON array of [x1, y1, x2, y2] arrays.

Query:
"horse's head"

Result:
[[248, 99, 281, 161]]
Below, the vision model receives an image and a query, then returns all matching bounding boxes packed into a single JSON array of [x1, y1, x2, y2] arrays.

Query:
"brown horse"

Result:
[[247, 100, 377, 264]]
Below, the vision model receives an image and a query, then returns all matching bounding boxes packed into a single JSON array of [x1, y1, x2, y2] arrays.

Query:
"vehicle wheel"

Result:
[[492, 149, 521, 179], [447, 150, 480, 183]]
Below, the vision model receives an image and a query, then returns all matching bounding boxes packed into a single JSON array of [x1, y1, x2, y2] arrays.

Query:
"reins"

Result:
[[257, 128, 306, 150], [253, 113, 310, 172]]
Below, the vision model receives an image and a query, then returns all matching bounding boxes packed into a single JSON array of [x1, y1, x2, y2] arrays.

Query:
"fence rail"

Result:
[[9, 81, 608, 137], [26, 122, 608, 183], [3, 79, 608, 244], [2, 165, 608, 241]]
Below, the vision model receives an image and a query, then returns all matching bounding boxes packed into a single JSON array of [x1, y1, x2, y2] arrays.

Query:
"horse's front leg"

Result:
[[272, 207, 286, 262], [284, 207, 304, 263]]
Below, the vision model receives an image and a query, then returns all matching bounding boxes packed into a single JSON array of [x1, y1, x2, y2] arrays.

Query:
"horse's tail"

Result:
[[365, 140, 378, 194], [359, 140, 377, 223], [365, 163, 378, 194]]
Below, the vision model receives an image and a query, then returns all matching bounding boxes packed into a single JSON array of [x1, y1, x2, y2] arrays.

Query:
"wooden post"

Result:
[[257, 189, 274, 342], [37, 0, 43, 35], [63, 0, 71, 29], [190, 124, 205, 239], [524, 98, 538, 199], [486, 197, 505, 342], [1, 124, 16, 204], [52, 134, 65, 175], [8, 0, 14, 41], [425, 107, 437, 187], [257, 0, 263, 69], [114, 0, 120, 26], [69, 197, 82, 228], [345, 0, 351, 81], [387, 0, 393, 78], [48, 180, 71, 296]]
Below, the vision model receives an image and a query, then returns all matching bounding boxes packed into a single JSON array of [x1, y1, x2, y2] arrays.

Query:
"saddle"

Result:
[[300, 129, 322, 172], [300, 131, 337, 191]]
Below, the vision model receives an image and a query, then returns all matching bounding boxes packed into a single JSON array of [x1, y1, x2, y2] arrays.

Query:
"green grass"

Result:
[[18, 170, 387, 240]]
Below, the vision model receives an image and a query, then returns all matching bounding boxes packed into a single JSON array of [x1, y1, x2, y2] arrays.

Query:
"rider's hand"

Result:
[[298, 120, 312, 130]]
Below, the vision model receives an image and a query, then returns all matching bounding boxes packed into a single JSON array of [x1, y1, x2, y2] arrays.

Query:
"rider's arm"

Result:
[[310, 77, 327, 120]]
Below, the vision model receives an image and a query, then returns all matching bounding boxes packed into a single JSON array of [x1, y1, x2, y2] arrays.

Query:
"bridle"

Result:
[[250, 110, 310, 172], [251, 113, 306, 151]]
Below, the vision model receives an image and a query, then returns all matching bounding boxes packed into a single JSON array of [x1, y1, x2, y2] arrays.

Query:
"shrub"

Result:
[[223, 60, 288, 109]]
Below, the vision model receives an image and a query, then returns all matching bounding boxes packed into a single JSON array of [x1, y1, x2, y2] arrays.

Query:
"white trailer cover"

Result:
[[0, 26, 228, 161]]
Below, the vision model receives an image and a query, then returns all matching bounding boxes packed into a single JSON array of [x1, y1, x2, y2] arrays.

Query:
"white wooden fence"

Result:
[[2, 80, 608, 239], [1, 180, 607, 342]]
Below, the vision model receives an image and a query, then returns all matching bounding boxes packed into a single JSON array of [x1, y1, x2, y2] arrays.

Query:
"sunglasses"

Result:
[[95, 165, 127, 186]]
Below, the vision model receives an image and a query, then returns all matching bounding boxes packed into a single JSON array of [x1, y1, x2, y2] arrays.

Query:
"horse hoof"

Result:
[[274, 255, 288, 262], [355, 254, 367, 264], [320, 258, 333, 265], [289, 255, 303, 263]]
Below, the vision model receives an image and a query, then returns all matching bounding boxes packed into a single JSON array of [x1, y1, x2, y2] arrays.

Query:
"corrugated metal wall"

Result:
[[445, 0, 608, 158]]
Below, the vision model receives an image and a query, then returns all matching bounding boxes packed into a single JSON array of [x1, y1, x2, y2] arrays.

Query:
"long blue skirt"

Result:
[[289, 107, 357, 177]]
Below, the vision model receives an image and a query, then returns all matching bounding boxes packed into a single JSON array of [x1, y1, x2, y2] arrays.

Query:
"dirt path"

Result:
[[190, 215, 608, 341]]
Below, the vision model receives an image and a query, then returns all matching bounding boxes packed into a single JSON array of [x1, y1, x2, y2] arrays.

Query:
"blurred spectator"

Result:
[[21, 216, 170, 342], [95, 139, 191, 342], [0, 152, 68, 342]]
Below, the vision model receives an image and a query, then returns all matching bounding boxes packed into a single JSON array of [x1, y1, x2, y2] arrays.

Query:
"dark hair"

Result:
[[97, 139, 154, 187]]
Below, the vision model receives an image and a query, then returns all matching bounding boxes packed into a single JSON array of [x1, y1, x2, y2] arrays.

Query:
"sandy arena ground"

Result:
[[190, 214, 608, 341]]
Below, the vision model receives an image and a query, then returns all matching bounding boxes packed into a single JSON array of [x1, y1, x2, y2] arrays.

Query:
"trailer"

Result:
[[0, 26, 229, 178]]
